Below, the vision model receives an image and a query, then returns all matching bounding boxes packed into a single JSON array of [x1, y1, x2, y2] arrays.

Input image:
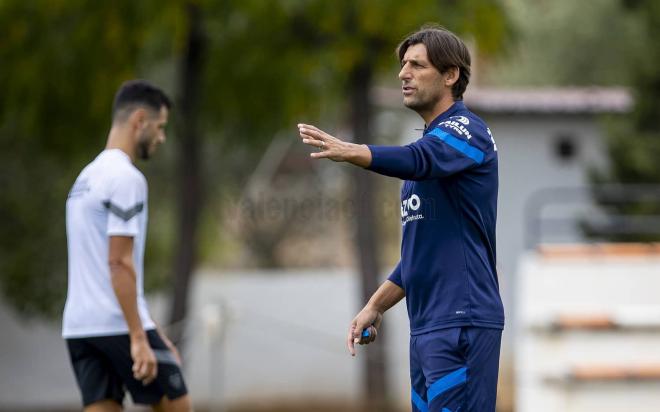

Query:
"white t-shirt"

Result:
[[63, 149, 155, 338]]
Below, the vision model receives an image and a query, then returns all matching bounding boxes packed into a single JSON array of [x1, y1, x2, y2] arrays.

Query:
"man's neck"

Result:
[[420, 96, 456, 126], [106, 125, 136, 163]]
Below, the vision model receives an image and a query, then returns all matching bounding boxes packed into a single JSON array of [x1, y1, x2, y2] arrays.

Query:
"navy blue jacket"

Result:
[[368, 101, 504, 335]]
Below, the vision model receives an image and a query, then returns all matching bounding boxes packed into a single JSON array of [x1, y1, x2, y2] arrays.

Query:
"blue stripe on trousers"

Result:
[[427, 367, 468, 404], [411, 388, 428, 412]]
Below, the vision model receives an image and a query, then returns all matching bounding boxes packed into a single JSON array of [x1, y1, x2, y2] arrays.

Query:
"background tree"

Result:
[[168, 1, 207, 345], [481, 0, 644, 87], [587, 0, 660, 241]]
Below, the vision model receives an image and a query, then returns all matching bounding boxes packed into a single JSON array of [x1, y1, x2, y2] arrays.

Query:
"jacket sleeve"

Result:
[[367, 125, 487, 181], [387, 261, 403, 288]]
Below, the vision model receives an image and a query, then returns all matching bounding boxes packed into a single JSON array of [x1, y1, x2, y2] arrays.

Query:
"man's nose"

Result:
[[399, 64, 411, 81]]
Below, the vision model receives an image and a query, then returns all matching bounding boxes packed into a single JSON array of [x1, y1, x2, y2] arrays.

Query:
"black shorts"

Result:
[[66, 329, 188, 407]]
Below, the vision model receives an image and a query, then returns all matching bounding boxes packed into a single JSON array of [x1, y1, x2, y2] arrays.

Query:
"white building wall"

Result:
[[184, 269, 411, 409], [485, 113, 609, 320], [0, 305, 78, 409]]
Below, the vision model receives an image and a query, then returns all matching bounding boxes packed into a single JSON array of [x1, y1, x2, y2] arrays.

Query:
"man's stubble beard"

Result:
[[403, 90, 441, 116], [404, 98, 435, 114], [136, 129, 153, 160]]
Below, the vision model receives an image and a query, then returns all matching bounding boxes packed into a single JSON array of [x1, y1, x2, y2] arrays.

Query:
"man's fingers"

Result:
[[354, 328, 364, 345], [298, 123, 318, 130], [133, 357, 158, 383], [299, 128, 319, 140], [347, 325, 357, 356], [137, 360, 149, 379], [298, 123, 342, 162], [302, 138, 325, 150], [368, 325, 378, 343], [143, 363, 158, 385], [297, 123, 321, 134], [300, 127, 326, 148], [310, 151, 332, 159], [132, 362, 141, 381], [134, 361, 145, 379], [298, 124, 333, 144], [140, 361, 153, 378], [355, 325, 378, 345], [298, 125, 323, 139]]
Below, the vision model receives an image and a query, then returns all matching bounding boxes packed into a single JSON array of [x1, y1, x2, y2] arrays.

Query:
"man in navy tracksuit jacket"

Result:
[[299, 26, 504, 412]]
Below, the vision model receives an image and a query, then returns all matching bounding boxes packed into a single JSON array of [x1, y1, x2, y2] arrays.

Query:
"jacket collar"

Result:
[[423, 100, 466, 135]]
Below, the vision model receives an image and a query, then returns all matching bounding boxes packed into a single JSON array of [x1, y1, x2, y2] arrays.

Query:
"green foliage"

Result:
[[604, 123, 660, 184], [623, 0, 660, 132], [0, 0, 178, 317], [483, 0, 645, 87], [588, 0, 660, 241]]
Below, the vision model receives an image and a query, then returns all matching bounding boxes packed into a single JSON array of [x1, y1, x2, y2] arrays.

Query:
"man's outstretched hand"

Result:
[[298, 123, 372, 167]]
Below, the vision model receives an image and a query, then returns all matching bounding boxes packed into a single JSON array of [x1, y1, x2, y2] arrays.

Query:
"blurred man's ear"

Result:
[[128, 107, 147, 130]]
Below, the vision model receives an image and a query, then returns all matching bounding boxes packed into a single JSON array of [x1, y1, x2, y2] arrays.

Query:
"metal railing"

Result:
[[524, 184, 660, 249]]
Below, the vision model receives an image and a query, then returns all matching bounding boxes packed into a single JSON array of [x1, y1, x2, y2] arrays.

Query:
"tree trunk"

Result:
[[168, 2, 206, 347], [348, 60, 389, 410]]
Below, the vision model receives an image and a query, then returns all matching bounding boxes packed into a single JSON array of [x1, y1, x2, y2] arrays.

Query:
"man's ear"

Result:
[[444, 67, 460, 87], [128, 108, 148, 130]]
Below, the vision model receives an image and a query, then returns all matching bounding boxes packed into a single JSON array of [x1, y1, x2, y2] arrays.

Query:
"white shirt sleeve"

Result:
[[105, 173, 145, 237]]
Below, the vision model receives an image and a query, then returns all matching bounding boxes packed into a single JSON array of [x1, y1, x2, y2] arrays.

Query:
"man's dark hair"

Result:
[[112, 80, 172, 123], [397, 25, 471, 100]]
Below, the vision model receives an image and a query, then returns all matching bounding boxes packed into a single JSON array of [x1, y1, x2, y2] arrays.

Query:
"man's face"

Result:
[[136, 106, 168, 160], [398, 43, 445, 114]]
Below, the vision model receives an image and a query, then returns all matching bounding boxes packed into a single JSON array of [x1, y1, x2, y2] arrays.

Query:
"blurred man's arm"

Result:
[[155, 323, 182, 365], [109, 235, 157, 384]]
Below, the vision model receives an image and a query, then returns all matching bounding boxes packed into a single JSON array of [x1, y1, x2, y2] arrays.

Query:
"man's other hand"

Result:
[[131, 336, 158, 385]]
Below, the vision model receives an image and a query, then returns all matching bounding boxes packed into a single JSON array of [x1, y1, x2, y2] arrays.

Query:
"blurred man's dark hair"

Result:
[[397, 25, 471, 100], [112, 80, 172, 123]]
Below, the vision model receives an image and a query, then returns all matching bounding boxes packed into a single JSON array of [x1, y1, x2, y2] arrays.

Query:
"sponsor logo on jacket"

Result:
[[437, 116, 473, 140], [401, 194, 424, 226]]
